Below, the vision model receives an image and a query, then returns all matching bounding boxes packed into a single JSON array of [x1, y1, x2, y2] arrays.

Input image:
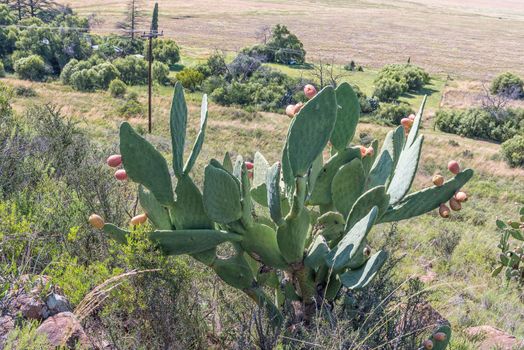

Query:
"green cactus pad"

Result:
[[315, 211, 345, 242], [242, 223, 288, 268], [308, 152, 324, 196], [309, 147, 361, 205], [173, 175, 214, 229], [245, 287, 284, 327], [222, 151, 233, 173], [183, 94, 208, 175], [429, 324, 452, 350], [287, 86, 337, 177], [149, 229, 242, 255], [345, 186, 389, 232], [361, 139, 379, 175], [367, 149, 393, 189], [380, 169, 474, 222], [250, 184, 268, 207], [253, 151, 269, 188], [387, 135, 424, 205], [324, 275, 342, 301], [138, 185, 172, 230], [405, 95, 426, 148], [331, 82, 360, 151], [326, 207, 378, 272], [331, 158, 365, 218], [277, 208, 311, 263], [120, 122, 175, 207], [170, 83, 188, 178], [267, 162, 283, 225], [305, 235, 329, 270], [103, 223, 129, 244], [203, 163, 243, 224], [233, 155, 244, 181], [339, 250, 388, 289], [212, 254, 255, 290]]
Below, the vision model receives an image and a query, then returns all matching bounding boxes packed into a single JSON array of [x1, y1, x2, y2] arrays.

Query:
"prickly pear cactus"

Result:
[[492, 206, 524, 284], [90, 82, 473, 330]]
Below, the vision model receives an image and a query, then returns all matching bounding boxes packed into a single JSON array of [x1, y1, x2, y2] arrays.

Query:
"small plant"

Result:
[[175, 68, 204, 92], [373, 102, 414, 125], [492, 206, 524, 285], [373, 77, 408, 101], [109, 78, 127, 98], [501, 135, 524, 167], [90, 82, 472, 339], [490, 72, 523, 99], [152, 61, 170, 85], [113, 55, 148, 85], [14, 54, 48, 81], [14, 86, 37, 97], [118, 92, 143, 117]]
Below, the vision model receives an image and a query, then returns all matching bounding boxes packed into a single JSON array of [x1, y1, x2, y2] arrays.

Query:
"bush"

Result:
[[0, 61, 5, 77], [118, 92, 144, 117], [109, 78, 127, 98], [176, 68, 204, 92], [152, 61, 170, 85], [434, 108, 523, 142], [93, 61, 120, 89], [70, 68, 98, 91], [14, 54, 48, 81], [501, 135, 524, 167], [15, 86, 37, 97], [96, 35, 144, 59], [145, 38, 180, 68], [373, 64, 429, 101], [373, 78, 407, 102], [227, 54, 261, 81], [490, 72, 523, 98], [196, 51, 228, 78], [113, 55, 148, 85], [373, 102, 414, 125]]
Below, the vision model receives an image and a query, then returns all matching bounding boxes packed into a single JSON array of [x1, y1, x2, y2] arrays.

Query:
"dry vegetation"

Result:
[[64, 0, 524, 80]]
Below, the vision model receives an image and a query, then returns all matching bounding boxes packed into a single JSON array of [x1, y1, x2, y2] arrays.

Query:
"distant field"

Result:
[[62, 0, 524, 80]]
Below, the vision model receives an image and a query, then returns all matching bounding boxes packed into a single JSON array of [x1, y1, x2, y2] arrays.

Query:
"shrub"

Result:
[[373, 78, 407, 101], [152, 61, 170, 85], [176, 68, 204, 92], [0, 61, 5, 77], [373, 102, 414, 125], [15, 86, 37, 97], [490, 72, 523, 98], [109, 78, 127, 98], [492, 207, 524, 284], [227, 54, 261, 81], [113, 55, 148, 85], [92, 61, 120, 89], [97, 35, 144, 59], [196, 51, 228, 77], [14, 54, 48, 81], [145, 38, 180, 68], [118, 92, 144, 117], [501, 135, 524, 167], [70, 68, 98, 91]]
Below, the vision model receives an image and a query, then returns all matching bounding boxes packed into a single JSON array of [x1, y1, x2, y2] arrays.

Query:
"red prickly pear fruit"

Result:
[[359, 146, 367, 158], [439, 204, 450, 218], [365, 146, 374, 157], [303, 84, 317, 99], [432, 174, 444, 187], [130, 213, 148, 225], [114, 169, 127, 181], [454, 191, 468, 202], [285, 104, 295, 118], [245, 161, 254, 170], [447, 160, 460, 174], [293, 102, 304, 115], [408, 113, 416, 121], [401, 118, 413, 128], [88, 214, 105, 229], [106, 154, 122, 167], [449, 197, 461, 211], [423, 339, 434, 349], [433, 332, 447, 342]]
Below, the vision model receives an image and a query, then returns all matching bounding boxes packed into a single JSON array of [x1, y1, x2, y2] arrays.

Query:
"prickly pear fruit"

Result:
[[439, 204, 450, 218], [365, 146, 374, 157], [449, 197, 461, 211], [106, 154, 122, 167], [408, 113, 416, 121], [423, 339, 434, 349], [363, 245, 371, 257], [432, 174, 444, 187], [293, 102, 304, 115], [433, 332, 447, 341], [114, 169, 127, 180], [448, 160, 460, 174], [454, 191, 467, 202], [401, 118, 413, 131], [359, 146, 368, 157], [245, 161, 254, 170], [130, 213, 148, 225], [285, 104, 295, 118], [304, 84, 317, 99], [89, 214, 105, 229]]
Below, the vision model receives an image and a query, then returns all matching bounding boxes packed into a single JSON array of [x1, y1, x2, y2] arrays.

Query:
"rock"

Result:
[[37, 312, 90, 349], [13, 293, 50, 320], [0, 316, 15, 349], [465, 325, 524, 350], [46, 293, 71, 316]]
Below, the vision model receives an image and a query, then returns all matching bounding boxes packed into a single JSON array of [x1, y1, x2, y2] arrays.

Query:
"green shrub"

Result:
[[373, 64, 429, 101], [109, 78, 127, 98], [145, 38, 180, 68], [501, 135, 524, 167], [92, 61, 120, 89], [490, 72, 523, 98], [118, 92, 144, 117], [97, 35, 144, 59], [0, 61, 5, 77], [373, 102, 414, 125], [176, 67, 204, 92], [70, 68, 98, 91], [113, 55, 148, 85], [373, 77, 407, 101], [14, 54, 48, 81], [152, 61, 170, 85], [196, 51, 227, 78], [14, 86, 37, 97], [434, 108, 523, 142], [492, 207, 524, 284]]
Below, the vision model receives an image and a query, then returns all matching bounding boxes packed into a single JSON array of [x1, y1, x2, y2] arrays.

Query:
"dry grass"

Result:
[[62, 0, 524, 80]]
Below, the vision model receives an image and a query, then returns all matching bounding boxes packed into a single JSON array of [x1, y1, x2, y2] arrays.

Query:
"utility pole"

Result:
[[141, 3, 162, 133]]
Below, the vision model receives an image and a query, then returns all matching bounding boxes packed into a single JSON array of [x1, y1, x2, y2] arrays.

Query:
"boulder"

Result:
[[465, 325, 524, 350], [46, 293, 71, 316], [37, 312, 90, 349]]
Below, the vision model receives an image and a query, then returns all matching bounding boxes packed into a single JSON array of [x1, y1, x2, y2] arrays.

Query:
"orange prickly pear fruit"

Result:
[[88, 214, 105, 229], [106, 154, 122, 167], [365, 146, 374, 157], [433, 332, 447, 342], [130, 213, 148, 225], [423, 339, 434, 349], [447, 160, 460, 174], [359, 146, 367, 157], [115, 169, 127, 180], [449, 197, 461, 211], [293, 102, 304, 115], [408, 113, 416, 121], [439, 204, 450, 218], [432, 174, 444, 187], [285, 104, 295, 118], [303, 84, 317, 99], [401, 118, 413, 133], [454, 191, 468, 202]]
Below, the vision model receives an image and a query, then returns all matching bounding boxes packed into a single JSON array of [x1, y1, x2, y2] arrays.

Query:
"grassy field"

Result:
[[2, 72, 524, 345], [62, 0, 524, 80]]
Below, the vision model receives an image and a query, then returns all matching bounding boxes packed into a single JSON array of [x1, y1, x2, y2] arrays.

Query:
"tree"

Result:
[[266, 24, 306, 64], [150, 2, 158, 34], [117, 0, 145, 40]]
